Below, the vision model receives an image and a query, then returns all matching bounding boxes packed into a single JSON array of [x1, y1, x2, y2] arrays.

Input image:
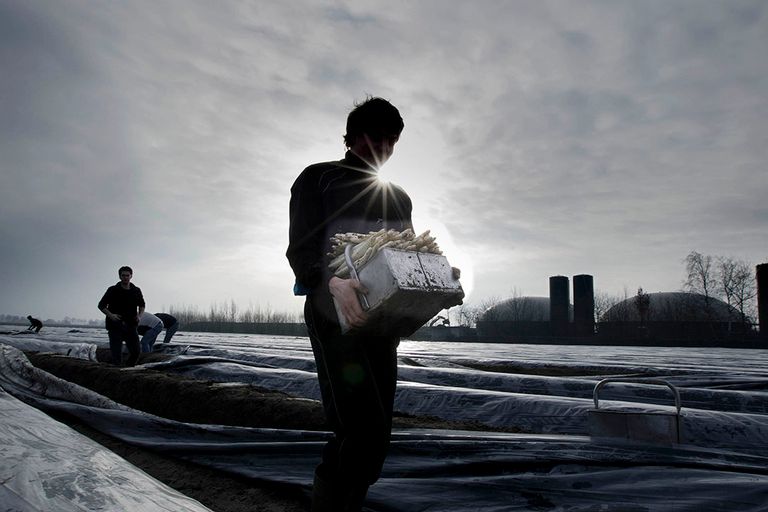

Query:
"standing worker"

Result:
[[98, 266, 145, 366], [287, 97, 412, 511]]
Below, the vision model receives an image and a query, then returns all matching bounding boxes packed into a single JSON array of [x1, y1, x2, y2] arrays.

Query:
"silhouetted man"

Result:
[[287, 97, 411, 511], [98, 266, 145, 366], [26, 315, 43, 333]]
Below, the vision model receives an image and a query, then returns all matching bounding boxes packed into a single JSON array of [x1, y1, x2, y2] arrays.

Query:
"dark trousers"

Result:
[[107, 323, 140, 366], [305, 299, 399, 510]]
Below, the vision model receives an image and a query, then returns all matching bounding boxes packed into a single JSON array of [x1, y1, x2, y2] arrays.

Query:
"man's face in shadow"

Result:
[[119, 271, 132, 286], [349, 132, 400, 168]]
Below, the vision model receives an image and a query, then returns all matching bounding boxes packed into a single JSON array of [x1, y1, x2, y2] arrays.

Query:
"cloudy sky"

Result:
[[1, 0, 766, 322]]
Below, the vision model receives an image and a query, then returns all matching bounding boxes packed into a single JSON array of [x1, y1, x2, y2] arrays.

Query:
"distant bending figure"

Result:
[[287, 97, 412, 511], [137, 311, 164, 353], [26, 315, 43, 333], [98, 266, 145, 366], [155, 313, 179, 344]]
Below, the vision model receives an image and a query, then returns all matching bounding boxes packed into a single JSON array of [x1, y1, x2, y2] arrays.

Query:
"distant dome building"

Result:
[[601, 292, 742, 323], [480, 296, 573, 322], [477, 296, 573, 339], [598, 291, 751, 343]]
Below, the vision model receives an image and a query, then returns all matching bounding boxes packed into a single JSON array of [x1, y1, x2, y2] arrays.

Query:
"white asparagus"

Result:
[[328, 228, 444, 277]]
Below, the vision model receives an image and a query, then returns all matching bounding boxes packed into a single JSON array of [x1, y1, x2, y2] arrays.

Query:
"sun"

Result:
[[375, 165, 392, 185]]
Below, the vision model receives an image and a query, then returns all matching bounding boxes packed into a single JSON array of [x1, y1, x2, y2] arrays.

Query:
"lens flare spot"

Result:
[[342, 363, 365, 385]]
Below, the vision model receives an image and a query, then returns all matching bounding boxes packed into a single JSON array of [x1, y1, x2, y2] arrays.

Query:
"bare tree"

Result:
[[454, 303, 477, 327], [634, 287, 651, 323], [683, 250, 717, 320], [169, 304, 204, 324], [208, 302, 226, 323], [601, 287, 634, 322], [682, 251, 759, 327], [494, 287, 542, 322], [456, 296, 501, 327], [240, 305, 255, 323], [716, 256, 756, 323], [684, 251, 715, 299], [594, 291, 621, 322], [717, 256, 738, 309], [730, 260, 757, 325], [228, 298, 238, 323]]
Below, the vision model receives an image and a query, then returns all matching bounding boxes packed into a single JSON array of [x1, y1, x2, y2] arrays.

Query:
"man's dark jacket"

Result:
[[286, 151, 413, 321], [98, 283, 145, 330]]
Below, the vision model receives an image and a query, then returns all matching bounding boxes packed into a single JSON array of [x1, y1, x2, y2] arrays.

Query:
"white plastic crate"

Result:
[[333, 247, 464, 336]]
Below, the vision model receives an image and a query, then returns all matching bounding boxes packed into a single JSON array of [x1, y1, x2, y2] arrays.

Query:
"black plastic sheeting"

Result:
[[3, 330, 768, 510]]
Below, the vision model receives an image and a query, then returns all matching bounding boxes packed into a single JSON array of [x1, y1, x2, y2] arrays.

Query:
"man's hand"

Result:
[[329, 276, 369, 328], [109, 313, 122, 322]]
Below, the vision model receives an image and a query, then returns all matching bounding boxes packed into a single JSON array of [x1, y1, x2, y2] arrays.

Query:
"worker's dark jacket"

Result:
[[98, 283, 145, 330], [155, 313, 178, 328], [286, 151, 413, 323]]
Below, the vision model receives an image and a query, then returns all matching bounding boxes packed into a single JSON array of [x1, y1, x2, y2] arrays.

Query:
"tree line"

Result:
[[167, 301, 302, 326]]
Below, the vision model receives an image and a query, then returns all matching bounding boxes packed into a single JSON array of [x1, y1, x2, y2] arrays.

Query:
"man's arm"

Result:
[[98, 288, 120, 321], [136, 288, 146, 323], [286, 171, 325, 292]]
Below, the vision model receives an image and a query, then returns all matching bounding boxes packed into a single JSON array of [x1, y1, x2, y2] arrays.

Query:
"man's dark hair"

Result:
[[344, 96, 404, 147], [118, 266, 133, 275]]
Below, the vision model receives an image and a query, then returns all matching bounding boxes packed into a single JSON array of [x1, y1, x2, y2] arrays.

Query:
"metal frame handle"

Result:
[[593, 378, 682, 414], [344, 244, 370, 310]]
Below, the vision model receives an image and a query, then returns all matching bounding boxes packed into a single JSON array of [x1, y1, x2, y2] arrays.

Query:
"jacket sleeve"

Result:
[[135, 287, 146, 308], [286, 169, 325, 294], [98, 287, 112, 311]]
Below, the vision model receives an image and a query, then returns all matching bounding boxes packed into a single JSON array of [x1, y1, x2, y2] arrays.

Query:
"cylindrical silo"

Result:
[[573, 274, 595, 336], [758, 263, 768, 339], [549, 275, 570, 336]]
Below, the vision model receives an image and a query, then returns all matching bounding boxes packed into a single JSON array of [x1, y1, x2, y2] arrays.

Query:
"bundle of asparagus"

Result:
[[328, 228, 442, 278]]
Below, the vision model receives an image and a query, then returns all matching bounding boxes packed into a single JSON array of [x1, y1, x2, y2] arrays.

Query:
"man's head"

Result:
[[27, 315, 32, 320], [344, 97, 404, 168], [118, 266, 133, 285]]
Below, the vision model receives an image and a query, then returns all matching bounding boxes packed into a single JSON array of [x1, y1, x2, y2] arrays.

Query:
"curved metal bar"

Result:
[[344, 244, 370, 310], [593, 377, 682, 414]]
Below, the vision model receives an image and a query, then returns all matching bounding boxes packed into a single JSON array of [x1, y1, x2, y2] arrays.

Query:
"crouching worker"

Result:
[[98, 266, 145, 366], [287, 97, 412, 511], [137, 311, 164, 352], [26, 315, 43, 333], [155, 312, 179, 343]]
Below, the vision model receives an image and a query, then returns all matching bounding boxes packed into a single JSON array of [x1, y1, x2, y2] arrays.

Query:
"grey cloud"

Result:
[[324, 6, 378, 25], [559, 30, 593, 51], [2, 0, 766, 319]]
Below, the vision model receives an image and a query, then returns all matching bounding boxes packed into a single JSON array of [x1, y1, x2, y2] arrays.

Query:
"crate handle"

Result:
[[344, 244, 370, 310], [593, 378, 682, 414]]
